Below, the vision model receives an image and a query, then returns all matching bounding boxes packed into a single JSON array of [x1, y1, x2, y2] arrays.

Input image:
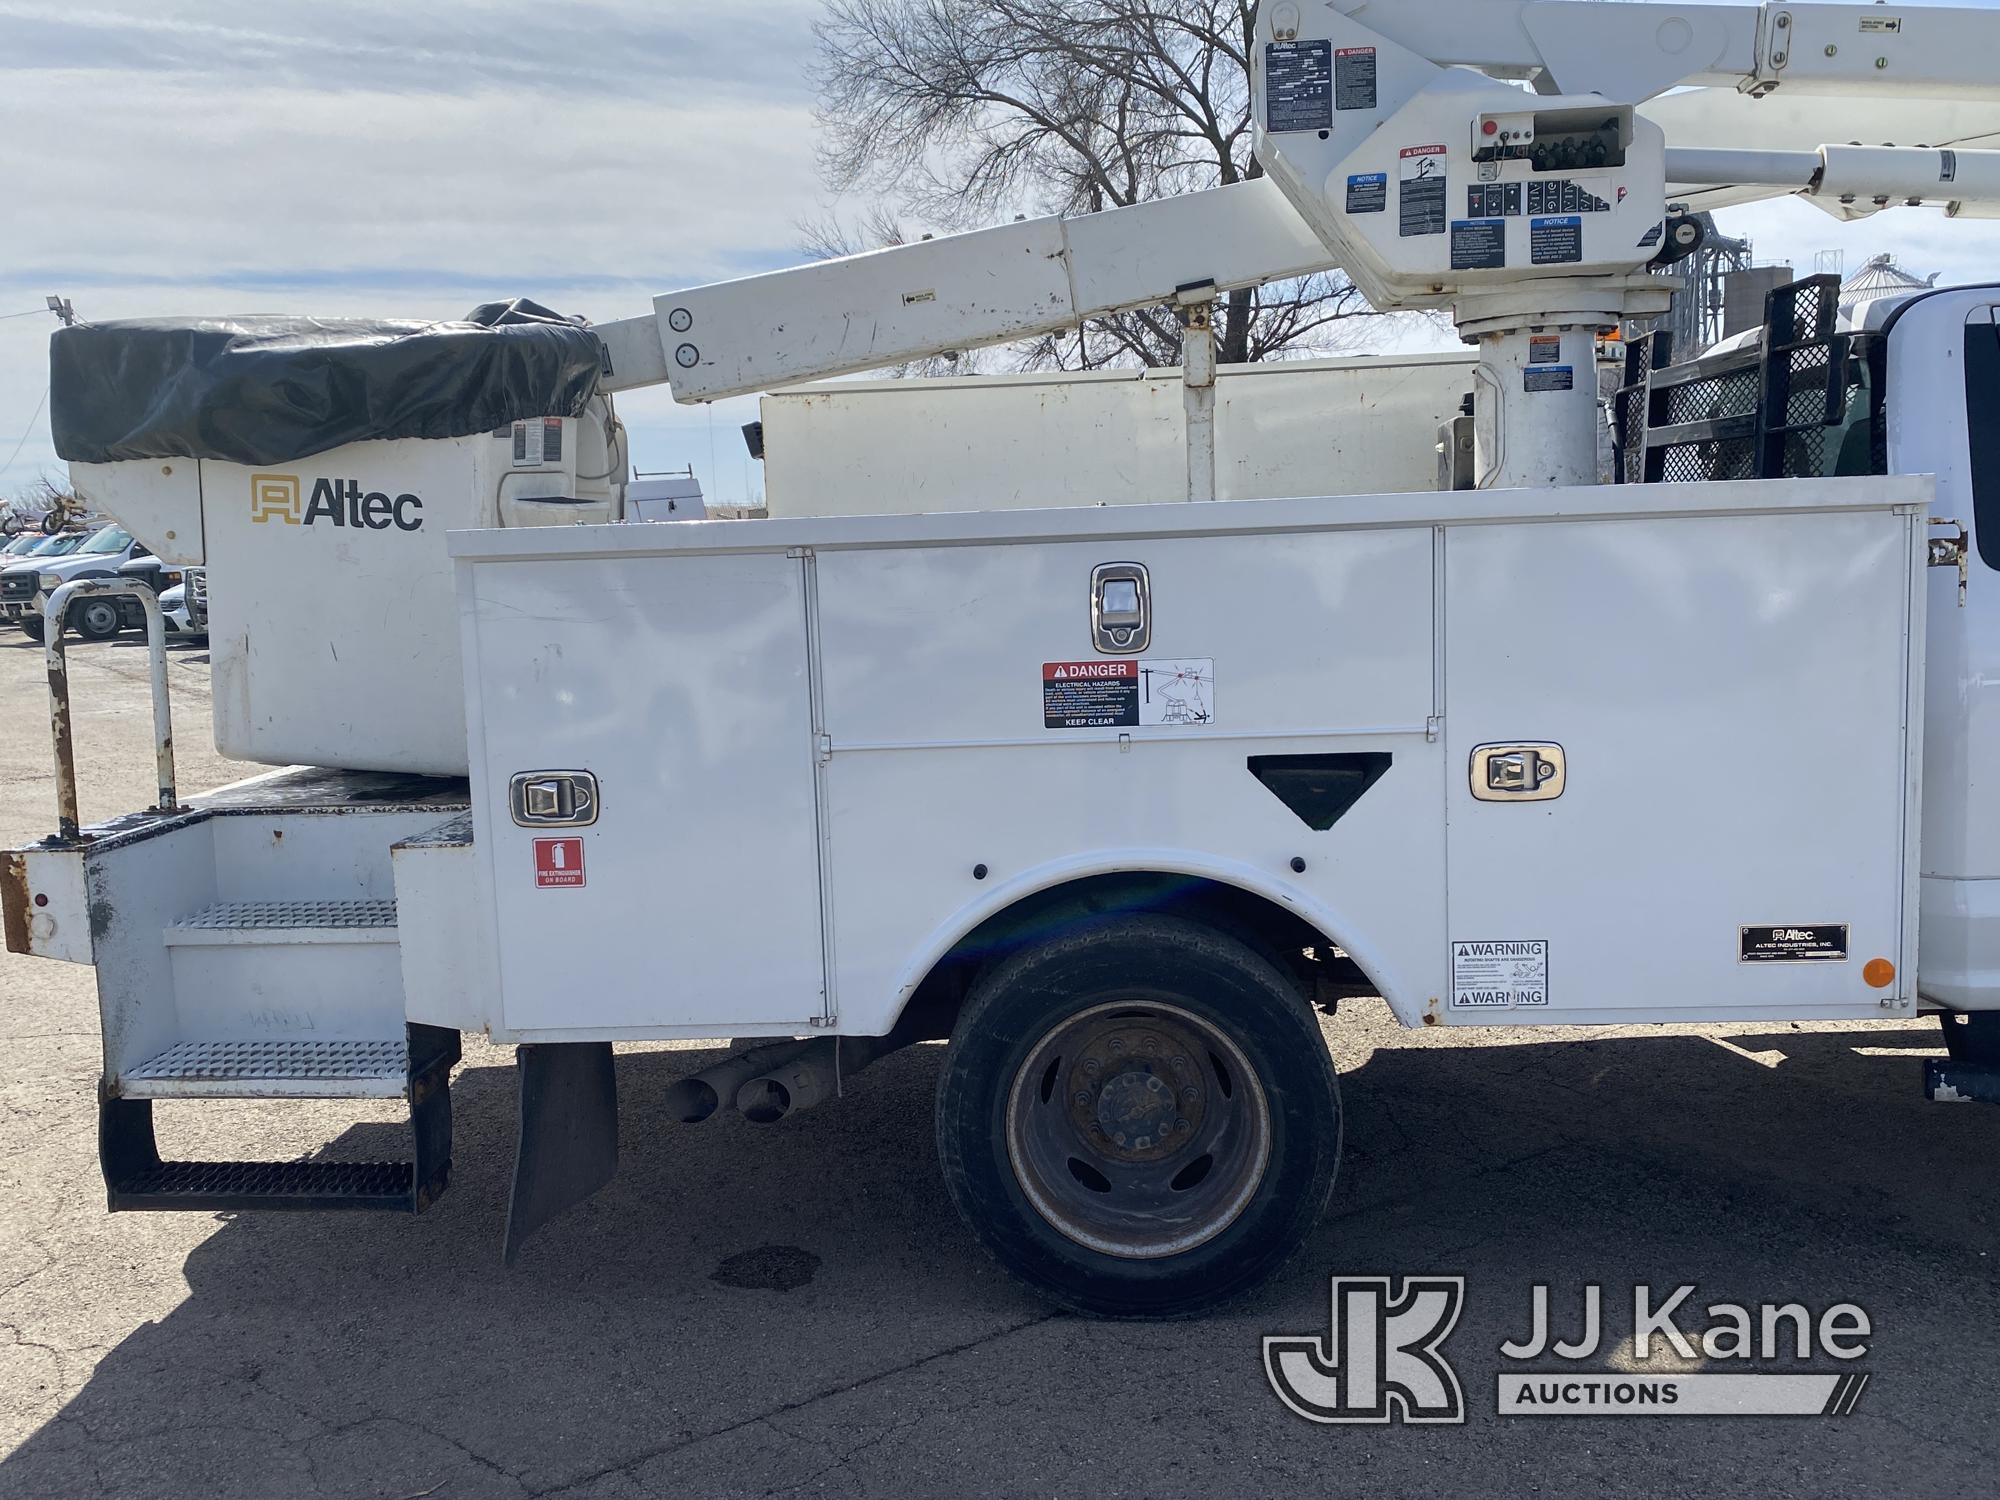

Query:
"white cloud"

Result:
[[0, 1, 827, 502]]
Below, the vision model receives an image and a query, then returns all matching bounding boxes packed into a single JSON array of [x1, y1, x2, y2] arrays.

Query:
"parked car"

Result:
[[160, 569, 207, 641], [4, 525, 150, 642]]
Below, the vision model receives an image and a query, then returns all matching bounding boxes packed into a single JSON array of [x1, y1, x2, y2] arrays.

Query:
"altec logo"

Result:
[[249, 473, 424, 531]]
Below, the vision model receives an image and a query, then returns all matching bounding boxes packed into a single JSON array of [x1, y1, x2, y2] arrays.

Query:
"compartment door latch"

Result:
[[1470, 744, 1565, 802], [509, 770, 600, 827]]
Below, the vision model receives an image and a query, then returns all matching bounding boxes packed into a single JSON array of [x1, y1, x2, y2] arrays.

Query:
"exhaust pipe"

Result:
[[665, 1040, 810, 1123], [736, 1035, 900, 1124]]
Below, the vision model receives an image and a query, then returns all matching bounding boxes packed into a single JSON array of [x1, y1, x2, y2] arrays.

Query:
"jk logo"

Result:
[[1264, 1276, 1466, 1424]]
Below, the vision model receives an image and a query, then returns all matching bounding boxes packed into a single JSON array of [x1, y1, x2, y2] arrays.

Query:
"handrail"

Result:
[[43, 578, 177, 841]]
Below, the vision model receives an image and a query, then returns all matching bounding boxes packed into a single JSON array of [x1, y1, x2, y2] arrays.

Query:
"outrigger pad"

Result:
[[503, 1041, 618, 1265]]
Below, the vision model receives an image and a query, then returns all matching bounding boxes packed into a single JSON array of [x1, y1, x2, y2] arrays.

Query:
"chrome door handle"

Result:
[[509, 770, 600, 827], [1469, 743, 1565, 802]]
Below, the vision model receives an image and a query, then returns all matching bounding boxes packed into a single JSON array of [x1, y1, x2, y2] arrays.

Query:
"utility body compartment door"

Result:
[[1443, 500, 1924, 1022], [461, 550, 825, 1036]]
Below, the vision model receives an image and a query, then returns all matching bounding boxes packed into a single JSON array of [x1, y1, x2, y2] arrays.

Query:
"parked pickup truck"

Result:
[[0, 531, 94, 629], [2, 524, 149, 641]]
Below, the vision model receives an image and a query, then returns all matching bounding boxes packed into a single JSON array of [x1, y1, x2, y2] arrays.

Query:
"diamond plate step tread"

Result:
[[174, 899, 398, 931], [125, 1038, 408, 1085], [109, 1158, 415, 1211]]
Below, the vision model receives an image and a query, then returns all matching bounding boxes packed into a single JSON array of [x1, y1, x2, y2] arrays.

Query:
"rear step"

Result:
[[100, 1023, 458, 1213], [123, 1038, 409, 1098]]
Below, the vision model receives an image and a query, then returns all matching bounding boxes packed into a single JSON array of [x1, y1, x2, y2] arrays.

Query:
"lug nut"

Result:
[[1073, 1091, 1092, 1106]]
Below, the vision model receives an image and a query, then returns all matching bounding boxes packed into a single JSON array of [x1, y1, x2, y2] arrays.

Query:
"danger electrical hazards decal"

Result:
[[1399, 145, 1447, 237], [1043, 659, 1215, 729]]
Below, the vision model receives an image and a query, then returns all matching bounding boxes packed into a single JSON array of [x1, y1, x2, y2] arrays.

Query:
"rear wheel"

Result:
[[935, 914, 1341, 1317]]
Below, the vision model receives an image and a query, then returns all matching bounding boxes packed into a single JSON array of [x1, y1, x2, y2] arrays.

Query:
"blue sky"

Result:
[[5, 0, 2000, 507]]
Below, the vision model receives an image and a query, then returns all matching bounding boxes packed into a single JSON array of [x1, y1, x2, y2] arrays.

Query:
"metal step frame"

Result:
[[98, 1022, 460, 1213]]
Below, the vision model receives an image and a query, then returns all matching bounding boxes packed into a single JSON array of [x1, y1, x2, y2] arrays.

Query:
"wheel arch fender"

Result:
[[885, 847, 1426, 1031]]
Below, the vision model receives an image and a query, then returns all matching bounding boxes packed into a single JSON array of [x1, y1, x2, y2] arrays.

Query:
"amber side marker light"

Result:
[[1863, 958, 1897, 989]]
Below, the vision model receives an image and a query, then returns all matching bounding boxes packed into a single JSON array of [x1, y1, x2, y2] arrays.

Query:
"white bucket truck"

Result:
[[9, 2, 2000, 1315]]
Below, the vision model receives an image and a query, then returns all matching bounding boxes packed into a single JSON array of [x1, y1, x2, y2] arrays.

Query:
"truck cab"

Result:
[[0, 529, 95, 632]]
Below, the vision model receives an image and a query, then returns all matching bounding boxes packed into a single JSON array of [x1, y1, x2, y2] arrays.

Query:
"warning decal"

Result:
[[1451, 939, 1549, 1008], [1523, 364, 1574, 393], [1043, 659, 1215, 729], [1399, 145, 1447, 237], [534, 836, 586, 889]]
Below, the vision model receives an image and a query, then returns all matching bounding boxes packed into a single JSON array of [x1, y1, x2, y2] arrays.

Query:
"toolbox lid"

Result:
[[50, 298, 603, 467]]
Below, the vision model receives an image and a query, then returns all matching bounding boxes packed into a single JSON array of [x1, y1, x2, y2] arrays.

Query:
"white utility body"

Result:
[[453, 479, 1926, 1038], [11, 1, 2000, 1314]]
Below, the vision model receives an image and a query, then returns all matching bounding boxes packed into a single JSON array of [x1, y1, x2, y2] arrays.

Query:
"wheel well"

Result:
[[896, 872, 1376, 1041]]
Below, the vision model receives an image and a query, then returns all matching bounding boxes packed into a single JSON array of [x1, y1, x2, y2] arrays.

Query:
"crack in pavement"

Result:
[[535, 1311, 1060, 1498]]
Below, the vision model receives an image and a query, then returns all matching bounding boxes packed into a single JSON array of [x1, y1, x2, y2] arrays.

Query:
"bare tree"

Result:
[[811, 0, 1371, 371]]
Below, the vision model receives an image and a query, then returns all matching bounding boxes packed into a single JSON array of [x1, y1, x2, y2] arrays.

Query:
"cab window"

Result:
[[1965, 321, 2000, 570]]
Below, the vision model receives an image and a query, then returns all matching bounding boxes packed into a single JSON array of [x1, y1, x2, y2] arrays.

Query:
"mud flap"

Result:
[[503, 1041, 618, 1264]]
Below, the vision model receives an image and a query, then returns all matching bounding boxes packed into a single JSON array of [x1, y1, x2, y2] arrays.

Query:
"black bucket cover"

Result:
[[51, 297, 603, 467]]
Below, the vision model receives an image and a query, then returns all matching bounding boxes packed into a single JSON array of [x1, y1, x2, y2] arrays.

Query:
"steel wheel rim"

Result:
[[1003, 999, 1272, 1260], [80, 601, 118, 634]]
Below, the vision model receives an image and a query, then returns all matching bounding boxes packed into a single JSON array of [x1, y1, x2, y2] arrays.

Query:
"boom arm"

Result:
[[595, 176, 1331, 402], [600, 2, 2000, 407]]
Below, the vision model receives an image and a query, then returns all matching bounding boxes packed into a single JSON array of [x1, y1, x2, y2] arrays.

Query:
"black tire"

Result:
[[1939, 1010, 2000, 1066], [72, 598, 123, 641], [17, 616, 43, 642], [935, 913, 1341, 1318]]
